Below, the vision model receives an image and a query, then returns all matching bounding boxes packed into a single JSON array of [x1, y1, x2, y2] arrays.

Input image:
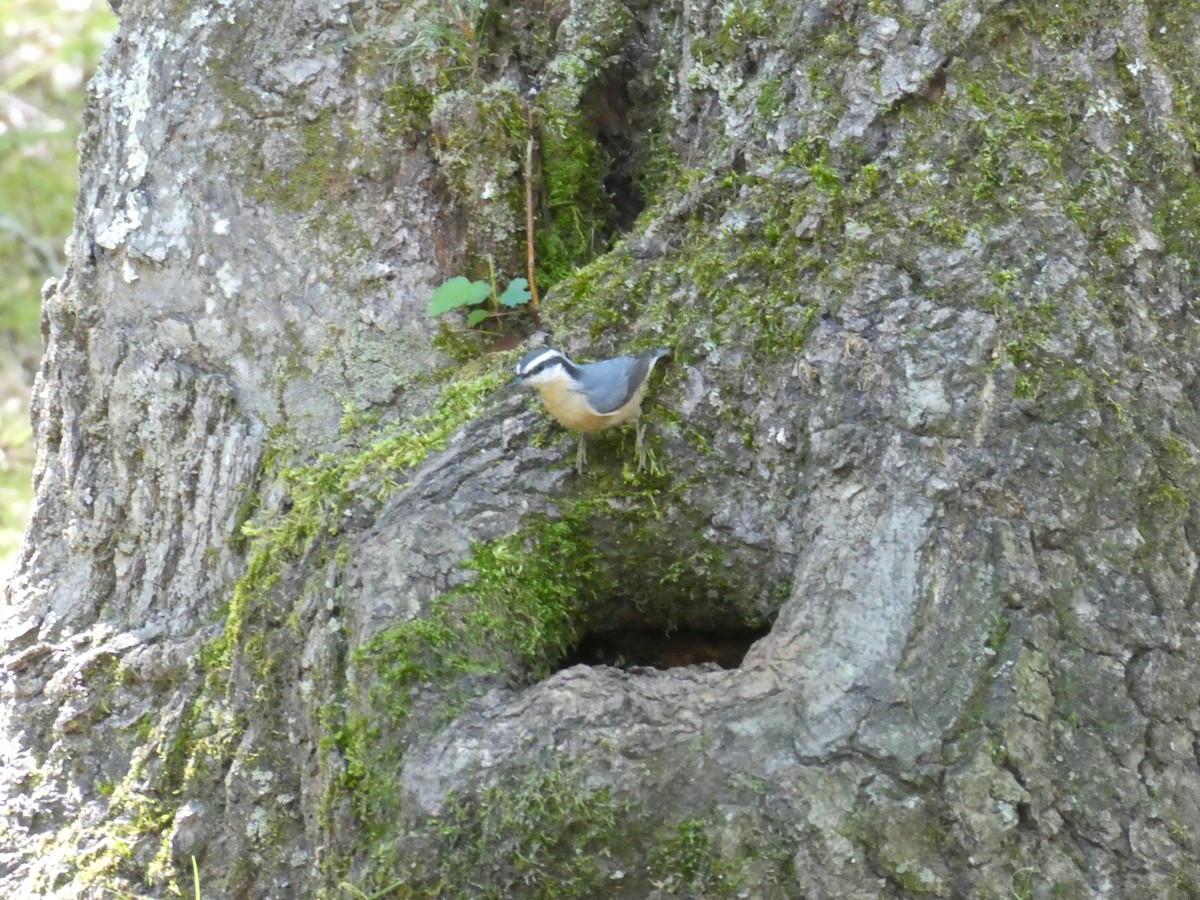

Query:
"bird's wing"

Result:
[[579, 349, 668, 415]]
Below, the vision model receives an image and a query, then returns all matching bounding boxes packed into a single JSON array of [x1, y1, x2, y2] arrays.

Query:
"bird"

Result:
[[513, 345, 670, 474]]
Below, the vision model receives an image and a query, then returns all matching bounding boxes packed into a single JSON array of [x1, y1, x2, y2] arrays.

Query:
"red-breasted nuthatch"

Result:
[[514, 346, 670, 473]]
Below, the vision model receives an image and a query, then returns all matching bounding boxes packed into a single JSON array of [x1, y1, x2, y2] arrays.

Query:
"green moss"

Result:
[[389, 759, 630, 898], [377, 1, 609, 288], [205, 364, 506, 675], [1147, 483, 1190, 517], [831, 2, 1182, 411], [374, 0, 667, 305], [357, 514, 599, 713], [648, 816, 745, 897], [235, 112, 360, 213], [67, 2, 1200, 895], [549, 245, 649, 339], [66, 685, 215, 896], [635, 118, 684, 210], [1171, 866, 1200, 900], [548, 149, 841, 359], [1144, 5, 1200, 261], [753, 76, 787, 124], [208, 76, 381, 273], [536, 106, 617, 286], [888, 862, 946, 895], [0, 650, 163, 900], [712, 0, 775, 61], [331, 454, 785, 887], [381, 80, 435, 138], [339, 508, 607, 851], [346, 764, 784, 898], [87, 363, 507, 893], [431, 82, 527, 264]]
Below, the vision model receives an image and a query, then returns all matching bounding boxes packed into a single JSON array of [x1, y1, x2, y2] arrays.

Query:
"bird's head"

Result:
[[513, 348, 580, 388]]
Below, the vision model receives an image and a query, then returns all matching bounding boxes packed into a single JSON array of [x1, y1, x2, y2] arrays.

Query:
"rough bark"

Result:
[[3, 0, 1200, 898]]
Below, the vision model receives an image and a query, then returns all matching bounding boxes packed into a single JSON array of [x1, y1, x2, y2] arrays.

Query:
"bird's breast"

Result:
[[534, 380, 642, 432]]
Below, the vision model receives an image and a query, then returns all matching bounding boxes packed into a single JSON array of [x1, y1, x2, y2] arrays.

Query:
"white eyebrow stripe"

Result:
[[521, 349, 565, 372]]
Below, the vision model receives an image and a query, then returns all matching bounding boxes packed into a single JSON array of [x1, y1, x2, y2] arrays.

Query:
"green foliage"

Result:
[[426, 264, 532, 330], [426, 275, 492, 315], [497, 276, 531, 307], [384, 0, 652, 315], [0, 397, 34, 566], [0, 0, 114, 336], [388, 0, 490, 89]]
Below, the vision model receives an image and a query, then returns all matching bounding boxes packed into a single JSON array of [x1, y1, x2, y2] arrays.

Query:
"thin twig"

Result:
[[523, 101, 541, 326]]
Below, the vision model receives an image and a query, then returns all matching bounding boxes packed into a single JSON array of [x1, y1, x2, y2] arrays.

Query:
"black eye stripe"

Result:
[[518, 352, 579, 379], [523, 359, 569, 378]]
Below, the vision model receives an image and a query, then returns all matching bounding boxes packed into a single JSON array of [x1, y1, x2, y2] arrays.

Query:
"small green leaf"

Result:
[[466, 308, 490, 327], [427, 276, 491, 316], [497, 277, 532, 308]]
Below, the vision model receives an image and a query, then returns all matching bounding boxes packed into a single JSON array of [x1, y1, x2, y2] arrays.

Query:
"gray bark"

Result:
[[3, 0, 1199, 898]]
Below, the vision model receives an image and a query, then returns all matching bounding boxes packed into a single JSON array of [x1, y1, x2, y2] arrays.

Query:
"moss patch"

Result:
[[387, 758, 630, 898], [330, 459, 786, 890], [205, 365, 506, 677], [430, 82, 527, 263], [340, 513, 602, 825], [78, 364, 510, 895]]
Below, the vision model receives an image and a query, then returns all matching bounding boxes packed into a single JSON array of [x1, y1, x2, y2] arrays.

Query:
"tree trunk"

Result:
[[3, 0, 1199, 897]]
